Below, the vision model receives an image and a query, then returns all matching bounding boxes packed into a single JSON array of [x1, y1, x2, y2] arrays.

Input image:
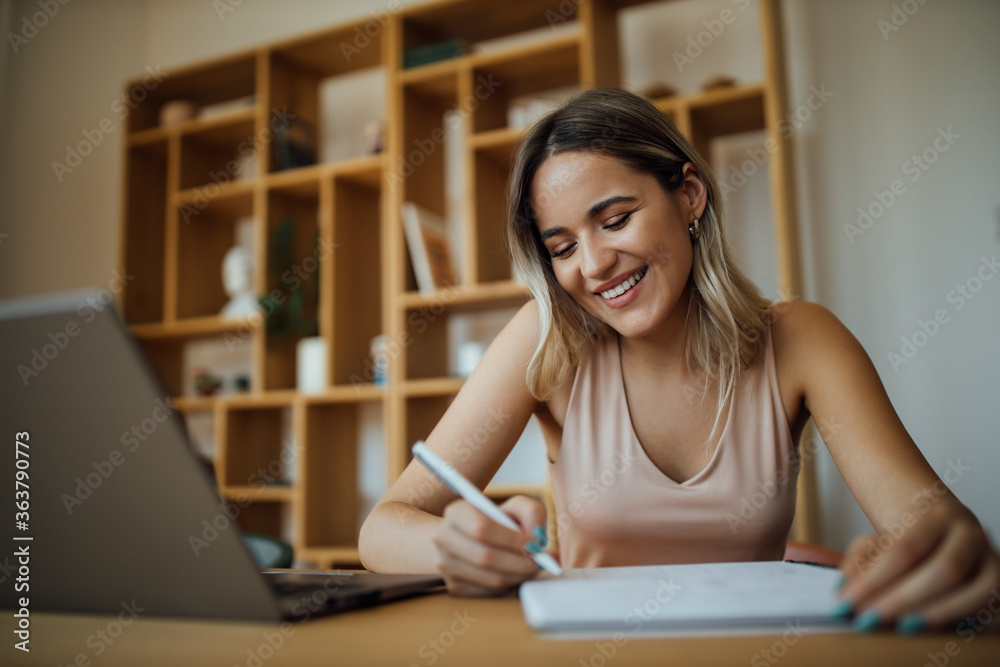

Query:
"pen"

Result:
[[412, 441, 563, 576]]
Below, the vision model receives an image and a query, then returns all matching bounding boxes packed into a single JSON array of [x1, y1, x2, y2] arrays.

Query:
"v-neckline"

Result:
[[614, 333, 733, 486]]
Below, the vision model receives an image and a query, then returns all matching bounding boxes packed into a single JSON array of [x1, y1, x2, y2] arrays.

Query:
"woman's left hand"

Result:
[[838, 498, 1000, 634]]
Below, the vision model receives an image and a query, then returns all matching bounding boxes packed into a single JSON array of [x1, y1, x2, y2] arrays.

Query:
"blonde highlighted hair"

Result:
[[506, 88, 772, 441]]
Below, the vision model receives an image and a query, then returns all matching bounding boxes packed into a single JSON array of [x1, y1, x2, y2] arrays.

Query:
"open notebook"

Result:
[[520, 561, 851, 637]]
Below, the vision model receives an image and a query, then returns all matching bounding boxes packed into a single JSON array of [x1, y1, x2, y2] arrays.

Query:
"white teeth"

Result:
[[600, 267, 646, 300]]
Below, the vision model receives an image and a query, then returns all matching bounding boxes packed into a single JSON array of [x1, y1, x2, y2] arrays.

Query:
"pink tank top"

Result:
[[550, 327, 798, 568]]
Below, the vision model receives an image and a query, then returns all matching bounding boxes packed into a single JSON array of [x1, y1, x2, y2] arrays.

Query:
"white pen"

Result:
[[412, 441, 563, 577]]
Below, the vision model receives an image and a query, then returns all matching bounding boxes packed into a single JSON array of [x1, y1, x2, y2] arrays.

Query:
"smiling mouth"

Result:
[[598, 267, 647, 300]]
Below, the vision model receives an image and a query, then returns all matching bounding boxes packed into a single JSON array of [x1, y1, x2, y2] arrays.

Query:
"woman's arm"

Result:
[[358, 300, 548, 594], [772, 302, 999, 632]]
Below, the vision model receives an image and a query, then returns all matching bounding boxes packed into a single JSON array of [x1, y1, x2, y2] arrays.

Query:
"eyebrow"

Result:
[[538, 195, 639, 242]]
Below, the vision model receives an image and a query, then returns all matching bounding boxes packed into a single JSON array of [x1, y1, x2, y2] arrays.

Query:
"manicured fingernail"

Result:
[[854, 609, 882, 632], [525, 541, 542, 554], [533, 526, 548, 546], [897, 613, 927, 635], [830, 598, 854, 619]]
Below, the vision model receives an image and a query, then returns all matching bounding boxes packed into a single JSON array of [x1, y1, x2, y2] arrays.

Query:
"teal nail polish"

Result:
[[525, 541, 542, 554], [533, 526, 547, 543], [854, 609, 882, 632], [897, 613, 927, 635], [830, 599, 854, 619]]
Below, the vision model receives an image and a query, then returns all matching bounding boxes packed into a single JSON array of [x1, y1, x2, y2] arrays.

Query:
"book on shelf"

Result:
[[401, 202, 457, 295]]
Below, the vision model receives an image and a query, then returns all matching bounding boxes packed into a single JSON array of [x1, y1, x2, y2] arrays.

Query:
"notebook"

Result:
[[520, 560, 850, 636], [0, 289, 442, 621]]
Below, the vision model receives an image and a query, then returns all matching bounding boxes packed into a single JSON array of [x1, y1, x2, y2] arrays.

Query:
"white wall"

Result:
[[1, 0, 997, 551]]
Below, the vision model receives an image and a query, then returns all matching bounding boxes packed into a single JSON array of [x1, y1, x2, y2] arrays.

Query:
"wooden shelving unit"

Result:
[[118, 0, 811, 569]]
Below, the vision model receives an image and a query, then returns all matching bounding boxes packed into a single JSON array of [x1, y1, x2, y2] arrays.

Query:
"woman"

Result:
[[359, 88, 999, 633]]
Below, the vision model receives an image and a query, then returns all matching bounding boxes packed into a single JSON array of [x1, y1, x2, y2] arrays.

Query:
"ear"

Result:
[[679, 162, 708, 220]]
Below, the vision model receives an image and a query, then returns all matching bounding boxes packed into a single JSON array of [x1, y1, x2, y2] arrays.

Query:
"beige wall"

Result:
[[1, 0, 998, 550]]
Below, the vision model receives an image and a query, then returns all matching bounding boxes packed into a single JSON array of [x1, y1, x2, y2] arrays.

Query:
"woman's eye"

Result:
[[550, 243, 574, 259], [605, 212, 633, 230]]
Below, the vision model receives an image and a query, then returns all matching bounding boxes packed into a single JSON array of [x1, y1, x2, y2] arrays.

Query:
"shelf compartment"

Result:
[[173, 191, 254, 320], [125, 52, 257, 133], [270, 21, 383, 78], [404, 394, 456, 455], [121, 141, 169, 325], [329, 175, 382, 386], [469, 34, 581, 134], [298, 397, 381, 551], [178, 113, 257, 191], [261, 182, 322, 391], [217, 400, 296, 490], [470, 143, 515, 283]]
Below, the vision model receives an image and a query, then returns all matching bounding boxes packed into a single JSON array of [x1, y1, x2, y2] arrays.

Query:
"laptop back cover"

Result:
[[0, 289, 283, 621]]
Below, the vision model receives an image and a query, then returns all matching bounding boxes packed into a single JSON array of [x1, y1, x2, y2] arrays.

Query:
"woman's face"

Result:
[[530, 151, 706, 341]]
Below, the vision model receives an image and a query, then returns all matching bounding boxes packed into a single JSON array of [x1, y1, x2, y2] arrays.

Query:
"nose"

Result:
[[579, 238, 616, 282]]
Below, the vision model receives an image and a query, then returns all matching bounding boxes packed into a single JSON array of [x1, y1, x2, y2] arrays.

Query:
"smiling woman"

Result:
[[359, 88, 1000, 636]]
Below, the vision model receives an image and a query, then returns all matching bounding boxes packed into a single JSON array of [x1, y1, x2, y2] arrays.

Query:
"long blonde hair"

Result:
[[506, 88, 772, 443]]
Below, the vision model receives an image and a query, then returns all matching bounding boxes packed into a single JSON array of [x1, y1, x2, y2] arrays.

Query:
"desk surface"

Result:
[[6, 591, 1000, 666]]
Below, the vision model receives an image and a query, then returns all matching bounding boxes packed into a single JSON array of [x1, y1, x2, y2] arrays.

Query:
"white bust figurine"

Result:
[[220, 246, 260, 319]]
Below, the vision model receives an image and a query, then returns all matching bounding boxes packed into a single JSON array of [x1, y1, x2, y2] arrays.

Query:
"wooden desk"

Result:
[[7, 591, 1000, 666]]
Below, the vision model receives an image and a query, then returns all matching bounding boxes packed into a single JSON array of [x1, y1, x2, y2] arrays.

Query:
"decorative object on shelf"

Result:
[[364, 119, 385, 154], [220, 246, 262, 319], [403, 38, 466, 69], [701, 74, 737, 91], [457, 340, 488, 378], [193, 367, 223, 396], [369, 335, 390, 386], [273, 116, 317, 171], [197, 94, 255, 120], [258, 216, 319, 338], [158, 99, 198, 126], [233, 375, 251, 393], [296, 337, 328, 394], [235, 151, 256, 180], [639, 82, 677, 100], [401, 202, 457, 295]]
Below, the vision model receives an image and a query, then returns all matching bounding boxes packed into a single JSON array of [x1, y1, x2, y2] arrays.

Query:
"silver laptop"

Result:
[[0, 288, 441, 621]]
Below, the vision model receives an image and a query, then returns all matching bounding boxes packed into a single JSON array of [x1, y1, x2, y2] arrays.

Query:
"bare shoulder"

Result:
[[769, 300, 877, 406]]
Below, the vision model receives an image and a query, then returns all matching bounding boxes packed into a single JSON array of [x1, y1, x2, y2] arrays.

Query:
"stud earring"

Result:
[[689, 216, 700, 242]]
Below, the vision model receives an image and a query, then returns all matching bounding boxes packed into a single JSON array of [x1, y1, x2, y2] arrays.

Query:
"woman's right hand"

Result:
[[432, 495, 551, 596]]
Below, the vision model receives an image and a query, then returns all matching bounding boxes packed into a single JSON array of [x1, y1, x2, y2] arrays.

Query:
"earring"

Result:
[[689, 217, 700, 242]]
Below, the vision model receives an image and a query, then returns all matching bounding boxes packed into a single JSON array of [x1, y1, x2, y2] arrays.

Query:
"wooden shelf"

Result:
[[129, 316, 256, 340], [222, 485, 295, 503], [402, 377, 465, 397], [168, 396, 219, 413], [399, 280, 529, 312]]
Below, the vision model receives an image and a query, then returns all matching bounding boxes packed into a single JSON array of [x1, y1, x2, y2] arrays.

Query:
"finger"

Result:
[[856, 522, 983, 626], [916, 554, 1000, 633], [499, 495, 550, 557], [443, 500, 530, 553], [436, 551, 537, 597], [839, 523, 945, 610], [434, 516, 539, 577]]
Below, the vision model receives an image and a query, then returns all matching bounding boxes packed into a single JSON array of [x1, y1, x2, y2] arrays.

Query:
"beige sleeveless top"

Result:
[[550, 327, 798, 568]]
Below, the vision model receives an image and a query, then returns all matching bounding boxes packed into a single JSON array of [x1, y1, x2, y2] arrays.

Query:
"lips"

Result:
[[596, 266, 648, 300]]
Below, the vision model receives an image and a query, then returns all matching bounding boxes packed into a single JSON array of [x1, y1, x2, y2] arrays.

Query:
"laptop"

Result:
[[0, 288, 442, 621]]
